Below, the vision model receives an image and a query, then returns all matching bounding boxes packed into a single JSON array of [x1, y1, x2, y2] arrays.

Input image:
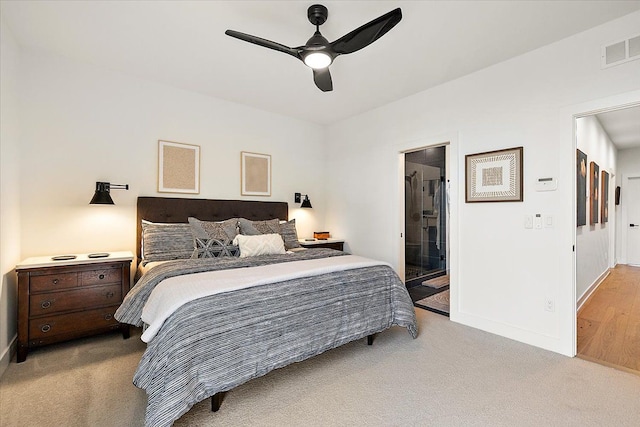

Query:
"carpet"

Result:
[[421, 274, 449, 289], [416, 289, 449, 315]]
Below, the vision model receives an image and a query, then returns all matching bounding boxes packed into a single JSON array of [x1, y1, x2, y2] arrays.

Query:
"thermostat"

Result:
[[535, 177, 557, 192]]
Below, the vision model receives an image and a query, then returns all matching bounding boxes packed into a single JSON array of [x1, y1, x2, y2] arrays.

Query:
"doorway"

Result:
[[575, 101, 640, 370], [404, 145, 450, 315], [625, 176, 640, 265]]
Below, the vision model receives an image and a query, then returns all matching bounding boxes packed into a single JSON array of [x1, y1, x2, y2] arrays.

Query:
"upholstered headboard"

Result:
[[136, 197, 289, 262]]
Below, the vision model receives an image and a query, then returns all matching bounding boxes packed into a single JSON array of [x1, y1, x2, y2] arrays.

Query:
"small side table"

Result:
[[15, 251, 133, 362], [298, 239, 345, 251]]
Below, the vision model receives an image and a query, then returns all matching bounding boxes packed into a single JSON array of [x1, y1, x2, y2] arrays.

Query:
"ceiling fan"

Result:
[[225, 4, 402, 92]]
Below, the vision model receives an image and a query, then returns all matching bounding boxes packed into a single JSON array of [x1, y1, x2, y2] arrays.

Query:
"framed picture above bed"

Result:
[[158, 140, 200, 194], [465, 146, 523, 202], [241, 151, 271, 196]]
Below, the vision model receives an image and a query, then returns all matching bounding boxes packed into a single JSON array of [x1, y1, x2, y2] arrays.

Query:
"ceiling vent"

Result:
[[602, 33, 640, 68]]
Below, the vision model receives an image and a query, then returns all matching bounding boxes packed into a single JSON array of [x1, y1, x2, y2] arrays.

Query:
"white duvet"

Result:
[[140, 255, 390, 342]]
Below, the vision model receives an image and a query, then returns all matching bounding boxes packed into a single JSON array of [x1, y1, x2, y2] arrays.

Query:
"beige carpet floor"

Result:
[[2, 309, 640, 426]]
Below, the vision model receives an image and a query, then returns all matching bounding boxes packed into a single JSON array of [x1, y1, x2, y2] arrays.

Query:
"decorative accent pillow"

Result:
[[188, 217, 240, 258], [232, 233, 286, 258], [280, 219, 302, 250], [141, 220, 194, 265], [238, 218, 280, 236], [191, 237, 240, 258], [188, 217, 239, 244]]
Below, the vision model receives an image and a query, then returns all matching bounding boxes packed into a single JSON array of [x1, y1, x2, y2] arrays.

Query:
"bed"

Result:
[[116, 197, 417, 427]]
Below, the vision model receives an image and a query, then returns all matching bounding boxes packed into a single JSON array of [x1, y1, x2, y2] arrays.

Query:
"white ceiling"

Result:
[[2, 1, 640, 126], [596, 106, 640, 150]]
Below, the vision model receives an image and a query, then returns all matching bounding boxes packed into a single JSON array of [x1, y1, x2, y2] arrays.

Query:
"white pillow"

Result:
[[232, 233, 285, 258]]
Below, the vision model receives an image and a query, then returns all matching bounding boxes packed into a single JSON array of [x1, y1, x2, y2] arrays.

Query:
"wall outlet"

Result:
[[544, 298, 555, 312]]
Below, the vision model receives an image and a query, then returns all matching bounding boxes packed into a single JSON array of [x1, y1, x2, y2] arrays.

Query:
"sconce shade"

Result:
[[89, 182, 128, 205], [294, 192, 313, 208], [301, 195, 313, 209], [90, 182, 114, 205]]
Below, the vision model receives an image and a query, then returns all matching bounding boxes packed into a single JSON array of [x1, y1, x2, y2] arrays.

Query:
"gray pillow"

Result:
[[141, 220, 194, 265], [191, 237, 240, 258], [280, 219, 301, 250], [188, 217, 240, 258], [238, 218, 280, 236], [188, 217, 239, 245]]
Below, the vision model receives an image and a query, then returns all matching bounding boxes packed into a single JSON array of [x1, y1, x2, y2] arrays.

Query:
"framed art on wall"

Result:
[[576, 149, 587, 226], [241, 151, 271, 196], [601, 170, 609, 223], [465, 146, 523, 202], [590, 161, 599, 225], [158, 140, 200, 194]]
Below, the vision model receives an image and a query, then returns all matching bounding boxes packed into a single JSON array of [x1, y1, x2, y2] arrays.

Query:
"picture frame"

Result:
[[158, 140, 200, 194], [589, 161, 599, 225], [576, 149, 587, 226], [465, 147, 523, 202], [601, 170, 609, 223], [241, 151, 271, 196]]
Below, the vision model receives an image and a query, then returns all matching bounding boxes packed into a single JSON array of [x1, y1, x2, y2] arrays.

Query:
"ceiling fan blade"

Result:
[[225, 30, 301, 59], [313, 68, 333, 92], [330, 8, 402, 55]]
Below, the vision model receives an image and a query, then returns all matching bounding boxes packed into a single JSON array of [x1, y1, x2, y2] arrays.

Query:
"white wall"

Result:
[[0, 46, 327, 371], [0, 18, 22, 376], [325, 11, 640, 355], [616, 146, 640, 263], [575, 116, 617, 304], [17, 49, 327, 259]]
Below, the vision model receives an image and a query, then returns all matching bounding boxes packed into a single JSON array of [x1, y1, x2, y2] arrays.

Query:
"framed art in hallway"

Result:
[[465, 146, 523, 202], [158, 140, 200, 194], [601, 170, 609, 223], [576, 149, 587, 226], [241, 151, 271, 196], [590, 161, 599, 225]]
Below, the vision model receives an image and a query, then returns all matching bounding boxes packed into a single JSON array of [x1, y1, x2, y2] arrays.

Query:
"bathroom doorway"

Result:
[[404, 146, 448, 284]]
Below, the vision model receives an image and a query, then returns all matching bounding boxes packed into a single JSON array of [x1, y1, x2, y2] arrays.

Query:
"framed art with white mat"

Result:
[[465, 146, 523, 203], [158, 140, 200, 194], [241, 151, 271, 196]]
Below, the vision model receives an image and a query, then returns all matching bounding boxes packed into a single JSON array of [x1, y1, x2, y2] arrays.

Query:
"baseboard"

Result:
[[0, 334, 17, 379], [577, 269, 610, 313]]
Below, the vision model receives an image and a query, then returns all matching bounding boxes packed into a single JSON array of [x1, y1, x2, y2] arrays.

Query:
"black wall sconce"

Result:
[[294, 192, 312, 208], [89, 182, 129, 205]]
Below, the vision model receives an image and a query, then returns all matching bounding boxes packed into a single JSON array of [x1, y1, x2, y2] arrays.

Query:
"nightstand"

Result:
[[298, 239, 345, 251], [15, 251, 133, 362]]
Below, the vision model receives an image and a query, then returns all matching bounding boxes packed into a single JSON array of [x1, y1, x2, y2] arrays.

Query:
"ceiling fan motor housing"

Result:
[[307, 4, 328, 26]]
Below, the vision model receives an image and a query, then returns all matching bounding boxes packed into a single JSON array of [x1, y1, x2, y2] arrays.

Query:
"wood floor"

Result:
[[577, 264, 640, 374]]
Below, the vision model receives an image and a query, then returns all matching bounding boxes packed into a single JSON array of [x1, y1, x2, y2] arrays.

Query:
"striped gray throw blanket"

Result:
[[117, 249, 417, 427]]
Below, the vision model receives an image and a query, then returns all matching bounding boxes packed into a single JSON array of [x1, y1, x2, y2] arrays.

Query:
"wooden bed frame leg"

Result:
[[367, 334, 374, 345], [211, 392, 225, 412]]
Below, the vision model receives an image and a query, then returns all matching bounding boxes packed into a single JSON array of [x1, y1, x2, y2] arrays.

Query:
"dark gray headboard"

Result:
[[136, 197, 289, 261]]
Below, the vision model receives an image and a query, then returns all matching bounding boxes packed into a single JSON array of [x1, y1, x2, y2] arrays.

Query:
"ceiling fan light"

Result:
[[304, 52, 332, 69]]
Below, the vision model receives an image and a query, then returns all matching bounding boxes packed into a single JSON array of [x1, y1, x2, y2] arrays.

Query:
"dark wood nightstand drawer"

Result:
[[30, 272, 78, 293], [81, 267, 122, 286], [29, 284, 122, 316], [28, 306, 120, 340]]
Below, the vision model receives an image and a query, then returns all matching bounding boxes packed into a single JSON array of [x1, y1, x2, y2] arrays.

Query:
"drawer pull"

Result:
[[41, 324, 51, 333], [52, 279, 59, 285], [41, 300, 52, 309], [104, 314, 113, 321], [105, 291, 115, 298], [98, 274, 105, 280]]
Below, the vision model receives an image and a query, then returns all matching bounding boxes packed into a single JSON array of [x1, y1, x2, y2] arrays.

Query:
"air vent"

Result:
[[602, 33, 640, 68]]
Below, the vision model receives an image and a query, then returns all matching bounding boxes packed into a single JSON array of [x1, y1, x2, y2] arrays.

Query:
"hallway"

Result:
[[577, 264, 640, 374]]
